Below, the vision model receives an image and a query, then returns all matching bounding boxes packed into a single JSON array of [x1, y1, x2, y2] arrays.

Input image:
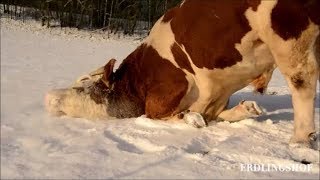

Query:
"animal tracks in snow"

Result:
[[103, 131, 144, 154], [103, 130, 167, 154]]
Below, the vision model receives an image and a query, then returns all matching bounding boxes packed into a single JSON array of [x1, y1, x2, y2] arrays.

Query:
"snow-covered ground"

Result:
[[1, 18, 320, 179]]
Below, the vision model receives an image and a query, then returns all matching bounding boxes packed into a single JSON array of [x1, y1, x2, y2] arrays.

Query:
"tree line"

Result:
[[1, 0, 181, 35]]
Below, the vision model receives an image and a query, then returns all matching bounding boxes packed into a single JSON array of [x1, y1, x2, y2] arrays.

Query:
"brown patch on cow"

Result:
[[271, 0, 309, 40], [305, 0, 320, 25], [102, 44, 188, 119], [141, 46, 189, 118], [171, 43, 195, 74], [247, 0, 261, 11], [252, 38, 264, 47], [251, 75, 267, 94], [168, 0, 253, 70], [162, 7, 178, 23], [102, 58, 116, 87], [291, 72, 305, 89]]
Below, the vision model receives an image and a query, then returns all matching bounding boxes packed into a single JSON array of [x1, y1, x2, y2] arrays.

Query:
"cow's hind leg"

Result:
[[217, 101, 264, 122], [268, 27, 319, 147]]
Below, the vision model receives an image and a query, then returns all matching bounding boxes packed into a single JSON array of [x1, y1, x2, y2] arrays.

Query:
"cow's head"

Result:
[[45, 59, 143, 119]]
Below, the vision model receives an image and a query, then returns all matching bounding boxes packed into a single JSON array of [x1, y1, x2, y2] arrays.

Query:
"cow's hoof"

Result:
[[290, 132, 319, 150], [239, 100, 265, 116], [183, 111, 207, 128], [45, 89, 67, 116], [289, 135, 320, 164]]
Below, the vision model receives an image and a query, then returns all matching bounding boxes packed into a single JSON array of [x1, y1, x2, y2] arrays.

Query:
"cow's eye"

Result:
[[103, 88, 111, 94]]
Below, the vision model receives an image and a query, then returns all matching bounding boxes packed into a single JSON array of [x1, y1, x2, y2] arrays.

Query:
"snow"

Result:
[[1, 18, 320, 179]]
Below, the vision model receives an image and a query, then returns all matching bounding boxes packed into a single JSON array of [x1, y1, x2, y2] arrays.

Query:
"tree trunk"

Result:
[[103, 0, 108, 27], [107, 0, 114, 38], [90, 0, 93, 28], [78, 3, 86, 28], [165, 0, 168, 11], [14, 1, 17, 17], [2, 3, 5, 14], [46, 2, 50, 28]]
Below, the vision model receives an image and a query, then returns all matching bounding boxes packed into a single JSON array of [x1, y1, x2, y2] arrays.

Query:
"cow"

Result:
[[45, 0, 320, 147]]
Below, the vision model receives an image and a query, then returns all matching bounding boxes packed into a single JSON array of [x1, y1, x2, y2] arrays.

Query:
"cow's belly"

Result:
[[182, 42, 275, 120]]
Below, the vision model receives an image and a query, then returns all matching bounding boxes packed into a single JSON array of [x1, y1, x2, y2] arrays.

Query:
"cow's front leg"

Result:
[[216, 101, 264, 122], [177, 110, 208, 128], [145, 81, 208, 128]]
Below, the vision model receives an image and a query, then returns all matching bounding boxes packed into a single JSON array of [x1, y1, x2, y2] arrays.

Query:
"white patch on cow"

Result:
[[144, 17, 178, 68], [45, 89, 109, 120], [245, 0, 278, 42]]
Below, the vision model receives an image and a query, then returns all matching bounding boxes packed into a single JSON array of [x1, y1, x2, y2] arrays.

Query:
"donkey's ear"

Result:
[[102, 59, 116, 87]]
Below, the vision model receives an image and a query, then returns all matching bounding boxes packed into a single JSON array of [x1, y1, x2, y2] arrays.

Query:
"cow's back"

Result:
[[162, 0, 255, 70]]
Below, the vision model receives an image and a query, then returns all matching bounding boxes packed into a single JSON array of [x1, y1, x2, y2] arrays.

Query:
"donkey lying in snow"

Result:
[[45, 0, 320, 148]]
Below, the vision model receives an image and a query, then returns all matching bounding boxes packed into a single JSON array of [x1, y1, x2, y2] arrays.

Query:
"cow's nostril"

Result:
[[45, 89, 67, 116]]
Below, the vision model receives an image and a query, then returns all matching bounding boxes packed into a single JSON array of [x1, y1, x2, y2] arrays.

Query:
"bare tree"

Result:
[[1, 0, 182, 36], [107, 0, 115, 38], [103, 0, 109, 27]]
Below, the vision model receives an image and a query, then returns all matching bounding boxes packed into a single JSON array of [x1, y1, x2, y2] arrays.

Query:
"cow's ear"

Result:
[[102, 59, 116, 87]]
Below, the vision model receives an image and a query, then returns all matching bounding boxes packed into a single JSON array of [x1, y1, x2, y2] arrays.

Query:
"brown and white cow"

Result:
[[45, 0, 320, 147]]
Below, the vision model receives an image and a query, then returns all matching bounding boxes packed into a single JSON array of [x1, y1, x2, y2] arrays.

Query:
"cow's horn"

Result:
[[89, 66, 105, 76], [76, 74, 92, 83]]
